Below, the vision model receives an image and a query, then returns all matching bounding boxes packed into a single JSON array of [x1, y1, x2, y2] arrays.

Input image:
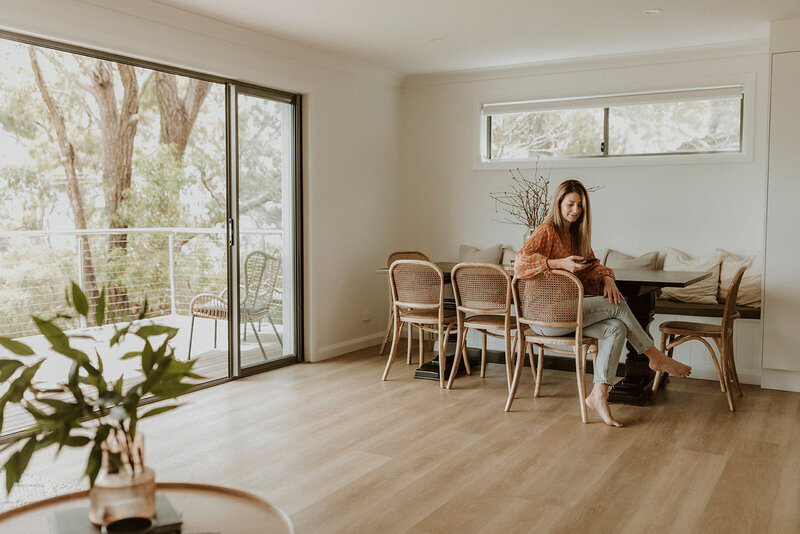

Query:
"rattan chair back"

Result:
[[452, 263, 510, 314], [721, 265, 747, 336], [389, 260, 443, 310], [386, 250, 430, 267], [513, 270, 583, 329], [243, 250, 281, 315]]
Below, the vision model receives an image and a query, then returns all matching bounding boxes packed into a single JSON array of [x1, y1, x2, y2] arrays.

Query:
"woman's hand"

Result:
[[548, 255, 588, 273], [602, 276, 624, 305]]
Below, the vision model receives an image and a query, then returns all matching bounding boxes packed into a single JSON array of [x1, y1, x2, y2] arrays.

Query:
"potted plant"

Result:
[[0, 283, 200, 524], [489, 160, 552, 243]]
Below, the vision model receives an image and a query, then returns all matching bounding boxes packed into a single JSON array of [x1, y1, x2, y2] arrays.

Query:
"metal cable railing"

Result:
[[0, 227, 282, 337]]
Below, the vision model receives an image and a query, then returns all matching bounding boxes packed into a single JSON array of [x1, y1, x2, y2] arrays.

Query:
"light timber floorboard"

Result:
[[5, 342, 800, 533]]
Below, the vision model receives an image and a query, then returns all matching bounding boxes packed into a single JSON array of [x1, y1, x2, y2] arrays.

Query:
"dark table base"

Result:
[[414, 354, 468, 381]]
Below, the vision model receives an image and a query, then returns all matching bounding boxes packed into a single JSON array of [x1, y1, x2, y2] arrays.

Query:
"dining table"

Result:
[[375, 262, 711, 405]]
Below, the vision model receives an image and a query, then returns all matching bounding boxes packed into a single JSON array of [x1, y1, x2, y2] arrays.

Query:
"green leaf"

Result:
[[63, 435, 91, 447], [138, 297, 149, 320], [149, 381, 194, 399], [140, 404, 181, 419], [0, 337, 34, 356], [135, 325, 178, 341], [110, 325, 130, 346], [113, 375, 124, 394], [120, 351, 140, 360], [129, 414, 138, 439], [86, 448, 102, 487], [72, 282, 89, 317], [94, 286, 106, 326], [0, 360, 25, 381], [32, 317, 89, 364], [4, 437, 37, 493], [4, 360, 44, 402]]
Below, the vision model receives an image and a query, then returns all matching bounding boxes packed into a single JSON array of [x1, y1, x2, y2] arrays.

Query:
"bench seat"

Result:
[[654, 298, 760, 320]]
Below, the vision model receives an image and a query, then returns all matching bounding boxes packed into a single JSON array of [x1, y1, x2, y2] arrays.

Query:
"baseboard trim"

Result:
[[761, 368, 800, 392], [315, 332, 385, 362]]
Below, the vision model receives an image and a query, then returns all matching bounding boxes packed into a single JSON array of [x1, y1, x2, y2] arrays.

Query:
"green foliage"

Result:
[[0, 284, 201, 492]]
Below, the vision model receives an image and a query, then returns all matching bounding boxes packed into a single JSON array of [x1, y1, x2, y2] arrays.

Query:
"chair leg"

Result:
[[438, 323, 449, 389], [418, 326, 424, 367], [249, 321, 268, 360], [708, 337, 727, 393], [480, 332, 487, 378], [534, 345, 544, 398], [407, 322, 413, 365], [187, 316, 195, 360], [504, 329, 513, 393], [447, 322, 465, 390], [727, 336, 743, 397], [382, 315, 402, 381], [718, 337, 736, 412], [505, 339, 526, 412], [267, 315, 283, 347], [462, 342, 472, 375], [527, 344, 536, 382], [576, 345, 588, 424], [652, 332, 668, 395], [509, 331, 518, 379], [379, 308, 394, 355]]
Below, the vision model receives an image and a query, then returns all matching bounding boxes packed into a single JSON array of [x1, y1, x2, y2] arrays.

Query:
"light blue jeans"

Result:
[[532, 296, 655, 385]]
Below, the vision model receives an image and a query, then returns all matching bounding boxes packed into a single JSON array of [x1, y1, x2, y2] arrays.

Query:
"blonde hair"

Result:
[[544, 179, 592, 258]]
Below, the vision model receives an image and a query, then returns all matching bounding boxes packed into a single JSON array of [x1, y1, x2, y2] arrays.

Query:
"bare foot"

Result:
[[585, 386, 623, 428], [647, 349, 692, 378]]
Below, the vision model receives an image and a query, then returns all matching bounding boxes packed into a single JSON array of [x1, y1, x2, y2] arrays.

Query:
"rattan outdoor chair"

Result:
[[382, 260, 467, 388], [506, 270, 598, 423], [188, 250, 282, 360], [446, 263, 517, 391], [379, 251, 430, 365], [652, 266, 747, 411]]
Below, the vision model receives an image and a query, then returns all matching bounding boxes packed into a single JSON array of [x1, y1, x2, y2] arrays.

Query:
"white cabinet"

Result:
[[763, 41, 800, 374]]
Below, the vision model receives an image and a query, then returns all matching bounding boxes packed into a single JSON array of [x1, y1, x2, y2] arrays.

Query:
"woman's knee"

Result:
[[606, 318, 627, 339]]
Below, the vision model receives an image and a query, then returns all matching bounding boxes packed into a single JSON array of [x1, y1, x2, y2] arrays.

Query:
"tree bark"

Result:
[[155, 73, 211, 161], [28, 47, 101, 316], [82, 60, 141, 315]]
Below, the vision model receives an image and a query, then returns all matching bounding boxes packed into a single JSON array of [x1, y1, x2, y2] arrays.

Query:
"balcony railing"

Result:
[[0, 227, 282, 338]]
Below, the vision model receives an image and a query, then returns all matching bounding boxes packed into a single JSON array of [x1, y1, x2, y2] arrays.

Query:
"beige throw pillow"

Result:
[[718, 249, 762, 308], [459, 244, 503, 264], [593, 248, 609, 265], [604, 249, 659, 270], [501, 246, 517, 266], [659, 248, 721, 304]]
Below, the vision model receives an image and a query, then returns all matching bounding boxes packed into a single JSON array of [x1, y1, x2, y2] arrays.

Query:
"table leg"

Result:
[[607, 286, 665, 405]]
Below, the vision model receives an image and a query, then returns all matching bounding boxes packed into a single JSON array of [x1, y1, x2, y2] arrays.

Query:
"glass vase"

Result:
[[89, 433, 156, 526]]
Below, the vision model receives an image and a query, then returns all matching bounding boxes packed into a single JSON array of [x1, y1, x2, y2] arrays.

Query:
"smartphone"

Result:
[[579, 258, 598, 265]]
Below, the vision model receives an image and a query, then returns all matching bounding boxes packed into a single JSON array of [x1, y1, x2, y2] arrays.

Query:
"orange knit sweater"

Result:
[[514, 223, 615, 295]]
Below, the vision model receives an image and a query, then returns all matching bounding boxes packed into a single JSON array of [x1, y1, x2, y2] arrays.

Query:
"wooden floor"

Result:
[[12, 343, 800, 533]]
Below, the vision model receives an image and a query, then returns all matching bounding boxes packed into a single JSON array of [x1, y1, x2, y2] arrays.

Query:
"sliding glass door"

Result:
[[230, 86, 301, 375]]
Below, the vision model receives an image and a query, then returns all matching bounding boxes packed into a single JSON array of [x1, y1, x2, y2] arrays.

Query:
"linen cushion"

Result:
[[604, 249, 658, 270], [593, 248, 609, 265], [659, 248, 721, 304], [717, 249, 762, 307], [459, 244, 503, 264], [501, 246, 517, 266]]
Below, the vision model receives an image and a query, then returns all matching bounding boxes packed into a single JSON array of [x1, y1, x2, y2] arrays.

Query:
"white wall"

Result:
[[399, 42, 770, 383], [1, 0, 403, 362]]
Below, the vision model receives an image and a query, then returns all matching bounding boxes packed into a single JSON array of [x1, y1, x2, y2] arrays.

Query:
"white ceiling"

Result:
[[154, 0, 800, 75]]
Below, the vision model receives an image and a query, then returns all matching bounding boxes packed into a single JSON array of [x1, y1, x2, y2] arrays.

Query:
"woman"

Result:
[[515, 179, 691, 427]]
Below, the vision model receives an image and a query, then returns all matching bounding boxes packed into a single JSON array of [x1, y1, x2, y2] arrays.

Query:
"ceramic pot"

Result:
[[89, 433, 156, 526]]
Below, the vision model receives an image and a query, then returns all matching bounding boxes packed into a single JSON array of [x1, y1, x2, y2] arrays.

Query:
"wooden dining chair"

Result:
[[652, 266, 747, 411], [379, 251, 430, 366], [446, 263, 516, 391], [382, 260, 466, 388], [506, 270, 598, 423]]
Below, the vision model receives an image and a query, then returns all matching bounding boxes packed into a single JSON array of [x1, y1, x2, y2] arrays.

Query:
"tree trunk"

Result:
[[155, 73, 211, 161], [83, 60, 141, 317], [28, 47, 101, 318]]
